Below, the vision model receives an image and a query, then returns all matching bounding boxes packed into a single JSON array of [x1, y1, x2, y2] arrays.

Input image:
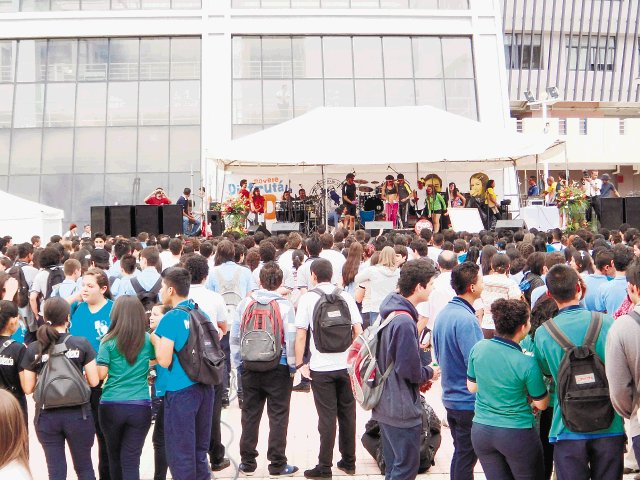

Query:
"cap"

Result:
[[601, 173, 610, 180], [90, 248, 110, 265]]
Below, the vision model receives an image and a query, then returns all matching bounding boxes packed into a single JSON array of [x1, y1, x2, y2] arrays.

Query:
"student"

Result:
[[583, 250, 614, 312], [596, 244, 633, 314], [0, 300, 27, 421], [480, 254, 522, 339], [151, 267, 214, 480], [22, 297, 99, 480], [467, 298, 548, 480], [51, 258, 82, 299], [97, 296, 155, 480], [117, 246, 162, 298], [0, 390, 31, 479]]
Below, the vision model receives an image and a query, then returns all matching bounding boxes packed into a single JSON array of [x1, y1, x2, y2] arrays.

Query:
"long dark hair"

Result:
[[85, 267, 113, 300], [37, 297, 70, 356], [449, 182, 459, 196], [480, 245, 498, 276], [0, 300, 18, 333], [103, 296, 147, 365], [529, 296, 559, 340], [342, 242, 363, 287], [485, 179, 495, 190]]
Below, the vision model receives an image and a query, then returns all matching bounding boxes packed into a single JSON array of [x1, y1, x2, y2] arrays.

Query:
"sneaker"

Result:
[[211, 458, 231, 471], [270, 464, 299, 477], [222, 395, 230, 408], [239, 463, 256, 476], [238, 395, 244, 409], [292, 383, 311, 393], [336, 460, 355, 475], [303, 466, 332, 478]]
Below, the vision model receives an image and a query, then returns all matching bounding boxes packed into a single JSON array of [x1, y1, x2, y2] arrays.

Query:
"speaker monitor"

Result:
[[624, 197, 640, 226], [248, 224, 272, 237], [599, 198, 624, 231], [270, 222, 300, 234], [134, 205, 160, 236], [207, 211, 224, 237], [90, 206, 109, 235], [108, 205, 134, 238], [495, 219, 527, 232], [161, 205, 183, 237]]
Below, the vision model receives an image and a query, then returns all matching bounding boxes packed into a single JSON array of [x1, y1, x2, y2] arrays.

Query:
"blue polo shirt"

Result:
[[116, 267, 159, 298], [583, 274, 611, 312], [596, 276, 628, 314], [70, 300, 113, 353], [205, 261, 256, 296]]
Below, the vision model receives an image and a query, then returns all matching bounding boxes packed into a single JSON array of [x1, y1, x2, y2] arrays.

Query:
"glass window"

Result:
[[0, 176, 7, 191], [354, 79, 384, 107], [409, 0, 437, 6], [138, 126, 168, 172], [170, 80, 200, 125], [323, 37, 352, 78], [385, 79, 415, 106], [75, 83, 107, 126], [20, 0, 49, 10], [415, 79, 446, 109], [46, 39, 77, 81], [16, 39, 47, 82], [0, 84, 13, 128], [291, 0, 319, 6], [351, 0, 380, 7], [111, 0, 140, 8], [380, 0, 408, 7], [169, 125, 199, 171], [293, 79, 323, 116], [140, 38, 170, 80], [233, 80, 262, 124], [104, 173, 137, 205], [42, 128, 73, 173], [139, 81, 169, 125], [353, 37, 383, 78], [232, 124, 262, 139], [8, 175, 40, 202], [412, 37, 442, 77], [0, 130, 9, 174], [107, 82, 138, 126], [439, 0, 468, 8], [105, 127, 136, 173], [0, 0, 19, 12], [41, 174, 73, 219], [0, 41, 16, 83], [232, 0, 260, 6], [262, 37, 292, 79], [9, 128, 41, 174], [142, 0, 170, 7], [320, 0, 349, 7], [136, 173, 169, 204], [444, 78, 477, 119], [51, 0, 80, 9], [80, 0, 109, 9], [72, 174, 104, 223], [168, 172, 200, 200], [171, 0, 200, 7], [170, 37, 200, 80], [383, 37, 413, 77], [324, 79, 354, 106], [13, 83, 45, 128], [233, 37, 262, 79], [441, 37, 473, 78], [292, 37, 322, 78], [263, 80, 292, 124], [109, 38, 139, 81], [74, 127, 105, 173], [44, 83, 76, 127], [78, 39, 108, 81]]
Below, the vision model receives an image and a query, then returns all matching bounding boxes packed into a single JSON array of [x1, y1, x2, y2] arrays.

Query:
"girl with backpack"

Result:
[[97, 296, 156, 480], [0, 389, 32, 479], [0, 300, 28, 421], [21, 297, 99, 480]]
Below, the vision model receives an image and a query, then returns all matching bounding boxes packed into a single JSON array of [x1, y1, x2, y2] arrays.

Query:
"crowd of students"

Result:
[[0, 222, 639, 480]]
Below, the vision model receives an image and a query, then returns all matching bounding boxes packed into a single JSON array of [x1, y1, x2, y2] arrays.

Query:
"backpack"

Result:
[[130, 277, 162, 315], [7, 262, 29, 308], [519, 271, 543, 304], [0, 339, 17, 393], [173, 304, 225, 386], [33, 337, 91, 421], [214, 269, 243, 317], [44, 266, 65, 300], [543, 312, 614, 433], [310, 287, 352, 353], [240, 297, 284, 372], [347, 311, 407, 410]]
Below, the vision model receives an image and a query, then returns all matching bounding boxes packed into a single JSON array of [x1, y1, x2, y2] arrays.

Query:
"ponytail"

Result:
[[37, 297, 70, 356], [0, 300, 19, 333]]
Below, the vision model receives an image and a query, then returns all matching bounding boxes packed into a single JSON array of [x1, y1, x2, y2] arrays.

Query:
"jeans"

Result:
[[91, 385, 111, 480], [182, 217, 201, 237], [164, 383, 215, 480], [209, 379, 225, 465], [310, 369, 357, 471], [240, 365, 293, 473], [379, 422, 421, 480], [471, 422, 544, 480], [36, 406, 96, 480], [385, 202, 399, 228], [152, 399, 168, 480], [632, 435, 640, 470], [539, 407, 554, 480], [553, 435, 624, 480], [398, 200, 409, 227], [221, 332, 232, 398], [446, 408, 477, 480]]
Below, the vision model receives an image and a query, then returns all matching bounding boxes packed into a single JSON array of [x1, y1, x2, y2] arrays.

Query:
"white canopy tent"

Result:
[[0, 190, 64, 242]]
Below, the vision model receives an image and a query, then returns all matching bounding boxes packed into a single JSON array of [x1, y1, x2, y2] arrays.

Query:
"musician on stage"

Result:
[[424, 185, 446, 233], [342, 173, 357, 231], [250, 187, 265, 225], [413, 179, 427, 217], [381, 174, 399, 228], [177, 188, 201, 237], [396, 173, 412, 228], [298, 188, 307, 201], [239, 179, 251, 209]]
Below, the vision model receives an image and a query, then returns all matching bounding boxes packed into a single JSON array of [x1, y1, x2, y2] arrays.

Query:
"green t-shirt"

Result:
[[97, 333, 155, 402], [521, 334, 556, 405], [533, 306, 625, 441], [468, 337, 547, 429]]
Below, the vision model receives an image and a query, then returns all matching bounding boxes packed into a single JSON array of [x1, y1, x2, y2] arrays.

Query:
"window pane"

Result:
[[415, 79, 445, 109], [351, 0, 380, 7], [320, 0, 349, 7], [46, 39, 77, 81], [385, 79, 415, 106], [142, 0, 170, 7], [139, 81, 169, 125], [8, 175, 40, 202], [78, 39, 108, 81], [76, 83, 107, 126], [291, 0, 319, 6], [140, 38, 170, 80], [380, 0, 408, 7], [0, 41, 16, 82], [10, 129, 41, 174], [109, 38, 139, 81], [263, 80, 292, 124], [170, 37, 200, 80], [170, 126, 199, 171], [293, 79, 323, 116], [441, 37, 473, 78], [170, 80, 200, 125], [353, 37, 383, 78], [104, 174, 136, 205], [106, 127, 136, 173], [232, 80, 262, 124], [136, 173, 169, 204], [439, 0, 468, 8], [0, 176, 6, 191], [413, 37, 442, 77], [445, 78, 476, 119], [42, 128, 73, 173], [111, 0, 140, 8], [0, 130, 9, 174], [171, 0, 200, 7], [51, 0, 79, 10], [233, 37, 261, 79], [409, 0, 437, 6], [323, 37, 353, 78], [20, 0, 49, 11], [262, 37, 292, 79], [74, 127, 105, 173], [354, 79, 384, 107], [324, 79, 354, 106], [72, 174, 104, 223], [293, 37, 322, 78], [0, 84, 13, 128], [383, 37, 413, 77], [41, 174, 72, 219], [13, 84, 45, 128], [232, 0, 259, 6], [16, 39, 47, 82], [232, 124, 262, 139], [0, 0, 19, 12], [168, 172, 200, 201], [44, 83, 76, 127], [138, 126, 168, 172], [81, 0, 109, 9], [107, 82, 138, 126]]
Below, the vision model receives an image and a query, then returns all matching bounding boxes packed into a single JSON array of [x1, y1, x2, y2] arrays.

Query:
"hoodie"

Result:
[[354, 266, 401, 312], [372, 293, 433, 428]]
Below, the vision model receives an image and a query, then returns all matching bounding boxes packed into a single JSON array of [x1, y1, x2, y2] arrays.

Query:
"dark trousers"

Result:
[[446, 408, 477, 480], [379, 422, 421, 480], [632, 435, 640, 469], [310, 369, 357, 471], [587, 196, 601, 223], [152, 399, 168, 480], [398, 201, 409, 227], [553, 435, 624, 480], [99, 403, 152, 480], [209, 378, 225, 465], [240, 365, 293, 473], [539, 407, 554, 480], [91, 385, 111, 480], [221, 332, 231, 397], [36, 407, 96, 480], [164, 383, 214, 480], [471, 422, 544, 480]]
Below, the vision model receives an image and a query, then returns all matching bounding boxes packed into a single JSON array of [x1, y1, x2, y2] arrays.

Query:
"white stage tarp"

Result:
[[0, 190, 64, 242], [519, 206, 560, 231]]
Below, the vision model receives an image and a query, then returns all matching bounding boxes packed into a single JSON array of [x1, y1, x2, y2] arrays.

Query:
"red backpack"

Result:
[[240, 298, 285, 372]]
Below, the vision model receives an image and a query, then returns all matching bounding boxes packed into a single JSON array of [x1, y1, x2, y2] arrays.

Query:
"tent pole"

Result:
[[535, 154, 539, 190], [322, 165, 328, 228], [215, 160, 219, 202], [564, 147, 569, 180]]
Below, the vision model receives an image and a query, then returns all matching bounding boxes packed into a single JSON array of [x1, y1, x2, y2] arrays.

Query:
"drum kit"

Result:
[[354, 179, 384, 217]]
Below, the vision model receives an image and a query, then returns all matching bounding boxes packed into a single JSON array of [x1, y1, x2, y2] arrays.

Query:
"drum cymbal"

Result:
[[370, 181, 380, 184], [354, 179, 368, 184], [358, 186, 374, 193]]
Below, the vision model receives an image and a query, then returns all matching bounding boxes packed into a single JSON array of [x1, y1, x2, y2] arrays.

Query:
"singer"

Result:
[[342, 173, 357, 231]]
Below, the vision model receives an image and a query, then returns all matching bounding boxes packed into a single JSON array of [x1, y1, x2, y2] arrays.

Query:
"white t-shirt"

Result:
[[427, 247, 443, 264], [295, 282, 362, 372], [277, 249, 306, 272], [417, 270, 455, 330], [188, 284, 227, 332], [414, 187, 427, 210], [159, 251, 180, 271], [0, 460, 31, 479], [319, 249, 346, 286], [480, 274, 522, 329]]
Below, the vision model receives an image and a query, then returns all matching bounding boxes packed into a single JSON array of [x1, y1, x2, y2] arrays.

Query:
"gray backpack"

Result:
[[214, 269, 244, 317]]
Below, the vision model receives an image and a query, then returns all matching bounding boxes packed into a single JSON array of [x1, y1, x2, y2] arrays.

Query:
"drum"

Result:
[[414, 218, 434, 235], [364, 197, 384, 213]]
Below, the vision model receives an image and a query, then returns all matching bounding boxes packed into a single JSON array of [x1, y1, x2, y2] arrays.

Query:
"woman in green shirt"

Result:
[[424, 185, 446, 233], [97, 296, 155, 480], [467, 298, 549, 480]]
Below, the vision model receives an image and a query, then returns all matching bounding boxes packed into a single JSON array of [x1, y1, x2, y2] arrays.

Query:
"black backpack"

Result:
[[310, 288, 353, 353], [130, 277, 162, 315], [173, 304, 225, 386], [7, 262, 29, 308], [543, 312, 614, 433], [519, 271, 544, 305], [0, 339, 17, 393], [45, 266, 65, 300]]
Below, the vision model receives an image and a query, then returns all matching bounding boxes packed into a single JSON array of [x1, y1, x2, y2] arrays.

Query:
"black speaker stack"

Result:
[[90, 205, 183, 237]]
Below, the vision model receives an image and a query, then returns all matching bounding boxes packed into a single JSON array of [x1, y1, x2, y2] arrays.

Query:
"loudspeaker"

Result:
[[207, 211, 224, 237], [625, 197, 640, 226], [270, 222, 300, 234], [161, 205, 183, 237], [109, 205, 134, 238], [495, 219, 527, 232], [90, 206, 109, 235], [248, 224, 272, 237], [600, 198, 624, 230], [134, 205, 160, 236]]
